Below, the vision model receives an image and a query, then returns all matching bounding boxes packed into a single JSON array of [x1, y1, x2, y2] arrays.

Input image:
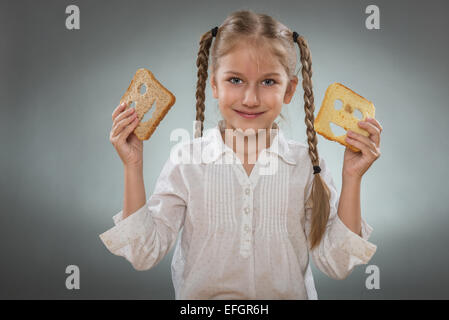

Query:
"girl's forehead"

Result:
[[218, 43, 284, 74]]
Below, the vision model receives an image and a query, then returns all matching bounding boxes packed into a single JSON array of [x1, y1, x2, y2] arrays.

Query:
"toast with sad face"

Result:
[[119, 68, 176, 141]]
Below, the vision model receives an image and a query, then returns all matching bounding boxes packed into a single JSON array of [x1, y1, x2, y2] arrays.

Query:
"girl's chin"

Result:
[[226, 121, 270, 134]]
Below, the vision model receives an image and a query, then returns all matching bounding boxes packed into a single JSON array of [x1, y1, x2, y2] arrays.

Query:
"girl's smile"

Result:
[[234, 109, 266, 119]]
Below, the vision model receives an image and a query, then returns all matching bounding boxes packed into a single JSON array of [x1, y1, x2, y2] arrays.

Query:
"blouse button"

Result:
[[244, 225, 250, 232], [245, 188, 250, 195], [244, 207, 250, 214]]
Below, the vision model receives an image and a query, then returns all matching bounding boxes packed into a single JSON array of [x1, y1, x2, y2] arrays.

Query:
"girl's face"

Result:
[[211, 41, 298, 134]]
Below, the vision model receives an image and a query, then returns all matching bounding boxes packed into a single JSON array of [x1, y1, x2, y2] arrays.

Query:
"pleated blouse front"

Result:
[[99, 120, 377, 299]]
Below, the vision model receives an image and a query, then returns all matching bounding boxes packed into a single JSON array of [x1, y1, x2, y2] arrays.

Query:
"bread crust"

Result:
[[314, 83, 375, 152], [119, 68, 176, 140]]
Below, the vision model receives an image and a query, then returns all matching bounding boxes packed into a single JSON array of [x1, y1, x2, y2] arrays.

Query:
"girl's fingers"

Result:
[[117, 116, 140, 140], [346, 130, 377, 153], [345, 136, 378, 158], [112, 102, 127, 121], [346, 131, 380, 160], [357, 120, 381, 147], [345, 135, 365, 152], [366, 117, 383, 133], [113, 107, 135, 127], [112, 113, 138, 138]]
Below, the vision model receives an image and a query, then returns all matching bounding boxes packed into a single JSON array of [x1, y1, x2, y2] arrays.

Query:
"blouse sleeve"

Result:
[[304, 157, 377, 280], [98, 157, 188, 271]]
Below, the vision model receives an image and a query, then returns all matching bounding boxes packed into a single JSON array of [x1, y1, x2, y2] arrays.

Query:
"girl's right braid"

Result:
[[194, 30, 215, 138], [297, 35, 319, 167], [295, 33, 331, 250]]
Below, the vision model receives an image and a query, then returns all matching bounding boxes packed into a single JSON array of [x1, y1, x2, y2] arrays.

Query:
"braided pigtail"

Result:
[[194, 27, 217, 138], [294, 34, 331, 250]]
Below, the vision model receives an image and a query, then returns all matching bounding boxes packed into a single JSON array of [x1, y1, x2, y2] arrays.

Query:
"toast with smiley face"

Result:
[[314, 83, 375, 152]]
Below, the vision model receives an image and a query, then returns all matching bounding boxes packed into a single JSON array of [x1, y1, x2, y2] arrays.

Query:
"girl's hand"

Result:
[[342, 117, 383, 179], [109, 102, 143, 168]]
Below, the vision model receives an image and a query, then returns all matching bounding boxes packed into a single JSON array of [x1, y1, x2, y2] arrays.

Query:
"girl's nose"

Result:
[[242, 86, 260, 106]]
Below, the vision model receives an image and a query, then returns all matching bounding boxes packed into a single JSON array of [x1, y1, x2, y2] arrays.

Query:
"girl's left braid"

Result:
[[194, 29, 215, 138]]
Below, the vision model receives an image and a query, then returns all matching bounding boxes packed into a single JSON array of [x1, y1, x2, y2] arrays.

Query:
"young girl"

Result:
[[100, 10, 383, 300]]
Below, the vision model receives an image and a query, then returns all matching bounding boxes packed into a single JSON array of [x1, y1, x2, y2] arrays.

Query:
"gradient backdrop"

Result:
[[1, 0, 448, 299]]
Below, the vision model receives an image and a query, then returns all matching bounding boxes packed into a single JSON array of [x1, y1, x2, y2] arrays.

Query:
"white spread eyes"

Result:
[[227, 77, 277, 86]]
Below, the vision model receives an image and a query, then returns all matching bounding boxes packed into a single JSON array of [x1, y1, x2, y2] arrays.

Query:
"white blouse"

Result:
[[99, 120, 377, 300]]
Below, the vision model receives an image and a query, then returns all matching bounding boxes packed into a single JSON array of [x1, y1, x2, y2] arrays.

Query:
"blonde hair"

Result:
[[194, 9, 330, 250]]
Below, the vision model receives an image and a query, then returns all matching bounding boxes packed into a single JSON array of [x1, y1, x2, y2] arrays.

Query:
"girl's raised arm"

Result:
[[100, 157, 188, 271], [304, 157, 377, 280]]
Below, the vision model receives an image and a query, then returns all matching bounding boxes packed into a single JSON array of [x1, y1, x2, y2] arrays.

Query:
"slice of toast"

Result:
[[119, 68, 176, 141], [314, 83, 375, 152]]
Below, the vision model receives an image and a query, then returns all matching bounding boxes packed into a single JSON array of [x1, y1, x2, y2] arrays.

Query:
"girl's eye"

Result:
[[227, 77, 277, 86], [229, 77, 242, 85], [263, 79, 276, 86]]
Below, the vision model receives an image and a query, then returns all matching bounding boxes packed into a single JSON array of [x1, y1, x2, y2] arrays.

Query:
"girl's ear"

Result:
[[283, 76, 298, 104], [210, 74, 218, 99]]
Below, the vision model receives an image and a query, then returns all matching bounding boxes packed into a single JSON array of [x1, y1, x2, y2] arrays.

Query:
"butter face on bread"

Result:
[[120, 68, 176, 141], [314, 83, 375, 152]]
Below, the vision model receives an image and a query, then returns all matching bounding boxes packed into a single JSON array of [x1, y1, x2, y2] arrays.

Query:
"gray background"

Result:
[[1, 0, 448, 299]]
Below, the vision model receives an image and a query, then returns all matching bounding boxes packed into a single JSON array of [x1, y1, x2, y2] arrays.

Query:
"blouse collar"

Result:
[[201, 120, 297, 165]]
